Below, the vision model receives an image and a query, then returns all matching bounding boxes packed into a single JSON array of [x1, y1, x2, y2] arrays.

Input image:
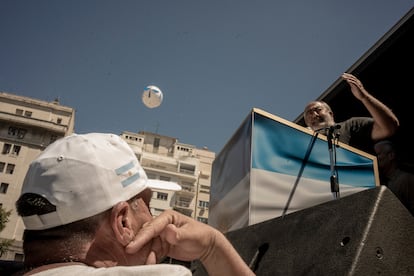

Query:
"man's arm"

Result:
[[341, 73, 399, 140], [126, 209, 255, 276]]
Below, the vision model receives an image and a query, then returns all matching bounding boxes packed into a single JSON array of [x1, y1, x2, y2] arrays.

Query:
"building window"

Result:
[[126, 135, 141, 142], [200, 185, 210, 194], [197, 217, 208, 224], [12, 145, 21, 156], [198, 200, 209, 209], [159, 175, 171, 182], [157, 192, 168, 201], [177, 146, 191, 152], [8, 127, 16, 136], [6, 164, 15, 174], [17, 128, 27, 139], [0, 162, 5, 173], [180, 163, 196, 174], [0, 183, 9, 194], [176, 197, 191, 208], [8, 127, 27, 139], [2, 143, 11, 154], [146, 173, 156, 179], [15, 109, 23, 115], [57, 118, 62, 124], [24, 110, 32, 117]]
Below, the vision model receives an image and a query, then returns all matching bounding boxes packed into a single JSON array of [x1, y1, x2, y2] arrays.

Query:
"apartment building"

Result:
[[0, 92, 75, 261], [120, 131, 215, 223]]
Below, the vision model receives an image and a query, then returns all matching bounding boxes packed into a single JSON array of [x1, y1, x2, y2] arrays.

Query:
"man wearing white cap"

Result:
[[16, 133, 254, 275]]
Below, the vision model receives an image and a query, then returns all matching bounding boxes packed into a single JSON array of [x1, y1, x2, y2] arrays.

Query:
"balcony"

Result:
[[0, 112, 68, 134]]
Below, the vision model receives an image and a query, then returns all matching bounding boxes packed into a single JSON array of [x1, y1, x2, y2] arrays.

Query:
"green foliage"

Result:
[[0, 207, 11, 232], [0, 207, 13, 257]]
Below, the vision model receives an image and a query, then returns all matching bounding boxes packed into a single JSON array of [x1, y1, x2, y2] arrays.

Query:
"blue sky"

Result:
[[1, 1, 413, 154]]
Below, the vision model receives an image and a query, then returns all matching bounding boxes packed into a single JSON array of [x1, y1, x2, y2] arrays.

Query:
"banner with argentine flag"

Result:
[[209, 108, 379, 233]]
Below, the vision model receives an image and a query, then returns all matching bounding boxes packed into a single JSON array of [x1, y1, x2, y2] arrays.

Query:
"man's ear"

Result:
[[111, 201, 135, 246]]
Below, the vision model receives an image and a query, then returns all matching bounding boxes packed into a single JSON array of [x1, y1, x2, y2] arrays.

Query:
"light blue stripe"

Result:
[[115, 161, 141, 187], [121, 172, 141, 187], [115, 161, 135, 175], [252, 113, 376, 188]]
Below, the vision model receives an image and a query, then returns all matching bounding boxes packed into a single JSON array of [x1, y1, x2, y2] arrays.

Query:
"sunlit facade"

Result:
[[120, 131, 214, 223], [0, 92, 75, 261]]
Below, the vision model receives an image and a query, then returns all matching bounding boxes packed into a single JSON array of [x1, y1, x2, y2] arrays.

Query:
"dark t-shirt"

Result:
[[337, 117, 374, 155]]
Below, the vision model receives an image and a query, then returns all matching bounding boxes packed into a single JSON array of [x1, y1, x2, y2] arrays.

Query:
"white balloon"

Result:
[[142, 85, 163, 108]]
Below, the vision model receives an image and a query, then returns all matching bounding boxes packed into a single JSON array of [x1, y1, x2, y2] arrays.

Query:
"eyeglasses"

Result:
[[128, 195, 152, 216], [306, 106, 324, 115]]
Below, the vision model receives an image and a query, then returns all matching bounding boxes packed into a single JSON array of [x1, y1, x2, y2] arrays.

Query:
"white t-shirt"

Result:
[[29, 264, 192, 275]]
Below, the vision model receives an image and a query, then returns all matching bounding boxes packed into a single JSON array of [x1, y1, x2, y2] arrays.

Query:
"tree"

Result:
[[0, 207, 12, 257]]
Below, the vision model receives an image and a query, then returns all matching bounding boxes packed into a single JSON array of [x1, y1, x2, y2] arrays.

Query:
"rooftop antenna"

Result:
[[155, 121, 160, 134]]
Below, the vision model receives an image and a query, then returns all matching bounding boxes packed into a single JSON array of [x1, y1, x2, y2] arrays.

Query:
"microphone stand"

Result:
[[282, 132, 319, 217], [327, 126, 340, 199]]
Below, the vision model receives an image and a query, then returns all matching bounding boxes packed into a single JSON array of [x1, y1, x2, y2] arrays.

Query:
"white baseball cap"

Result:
[[19, 133, 181, 230]]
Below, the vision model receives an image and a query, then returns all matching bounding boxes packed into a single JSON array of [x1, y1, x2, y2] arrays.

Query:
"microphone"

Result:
[[327, 124, 341, 150], [315, 124, 341, 133], [328, 124, 341, 132], [328, 124, 341, 139]]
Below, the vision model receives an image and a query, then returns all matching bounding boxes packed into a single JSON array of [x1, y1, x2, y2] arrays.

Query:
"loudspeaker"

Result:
[[192, 186, 414, 275]]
